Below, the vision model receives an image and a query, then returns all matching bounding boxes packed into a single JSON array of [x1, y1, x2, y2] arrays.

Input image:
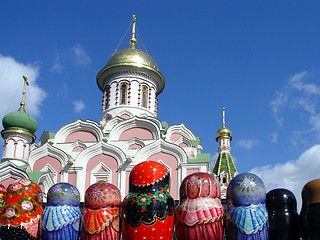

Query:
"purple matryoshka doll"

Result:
[[121, 161, 175, 240], [176, 172, 224, 240], [300, 179, 320, 239], [226, 173, 268, 240], [266, 188, 299, 240], [81, 181, 121, 240], [41, 182, 81, 239], [0, 179, 43, 240]]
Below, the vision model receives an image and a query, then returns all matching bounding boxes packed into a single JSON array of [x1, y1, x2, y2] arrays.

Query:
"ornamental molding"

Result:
[[0, 161, 29, 182], [108, 116, 162, 141], [133, 139, 188, 165], [124, 138, 146, 150], [53, 119, 103, 144], [74, 141, 126, 167], [29, 143, 69, 169], [165, 124, 197, 142]]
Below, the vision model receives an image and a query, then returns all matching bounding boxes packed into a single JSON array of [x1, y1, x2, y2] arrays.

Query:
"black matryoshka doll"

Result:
[[266, 188, 300, 240], [121, 161, 175, 240]]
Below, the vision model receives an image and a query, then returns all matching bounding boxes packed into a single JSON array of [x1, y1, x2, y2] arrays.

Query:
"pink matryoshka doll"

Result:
[[81, 181, 121, 240], [121, 161, 175, 240], [0, 179, 43, 240], [176, 172, 224, 240], [0, 184, 7, 210]]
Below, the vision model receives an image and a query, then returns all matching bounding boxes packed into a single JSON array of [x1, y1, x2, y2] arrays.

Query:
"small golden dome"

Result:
[[216, 125, 232, 139]]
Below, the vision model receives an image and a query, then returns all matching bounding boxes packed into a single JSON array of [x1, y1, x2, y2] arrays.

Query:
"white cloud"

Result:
[[72, 100, 86, 113], [50, 56, 63, 73], [0, 54, 46, 121], [269, 132, 279, 144], [72, 43, 91, 66], [236, 139, 259, 150], [250, 144, 320, 211]]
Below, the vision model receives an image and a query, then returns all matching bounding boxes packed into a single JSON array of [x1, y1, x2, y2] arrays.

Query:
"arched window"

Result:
[[142, 85, 148, 108], [105, 86, 110, 109], [120, 83, 127, 105]]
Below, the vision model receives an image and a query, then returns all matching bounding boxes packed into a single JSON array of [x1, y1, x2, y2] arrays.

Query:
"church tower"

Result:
[[1, 76, 37, 166], [97, 15, 165, 127], [212, 108, 238, 199]]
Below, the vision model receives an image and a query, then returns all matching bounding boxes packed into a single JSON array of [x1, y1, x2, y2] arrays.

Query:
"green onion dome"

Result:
[[2, 109, 38, 134]]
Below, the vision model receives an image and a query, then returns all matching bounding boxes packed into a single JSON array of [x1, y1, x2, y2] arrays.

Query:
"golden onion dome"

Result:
[[105, 47, 159, 71], [96, 15, 165, 93], [216, 125, 232, 139]]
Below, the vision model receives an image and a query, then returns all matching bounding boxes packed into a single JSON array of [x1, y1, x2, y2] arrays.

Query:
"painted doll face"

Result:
[[47, 182, 80, 207], [85, 181, 121, 210], [180, 172, 220, 200]]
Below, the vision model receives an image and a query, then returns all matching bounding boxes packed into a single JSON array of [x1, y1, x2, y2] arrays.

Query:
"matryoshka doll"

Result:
[[300, 179, 320, 239], [226, 173, 268, 240], [121, 161, 175, 240], [266, 188, 299, 240], [41, 182, 81, 240], [0, 179, 43, 240], [176, 172, 224, 240], [81, 181, 121, 240]]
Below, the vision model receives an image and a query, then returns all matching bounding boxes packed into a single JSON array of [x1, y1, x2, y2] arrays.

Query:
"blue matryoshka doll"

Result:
[[41, 182, 81, 240], [226, 173, 268, 240]]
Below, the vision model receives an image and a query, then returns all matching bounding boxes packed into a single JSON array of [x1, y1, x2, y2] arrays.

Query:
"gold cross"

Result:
[[19, 75, 29, 111]]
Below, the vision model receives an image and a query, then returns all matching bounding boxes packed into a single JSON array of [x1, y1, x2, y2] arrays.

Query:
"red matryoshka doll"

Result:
[[176, 172, 224, 240], [81, 181, 121, 240], [121, 161, 175, 240], [0, 179, 43, 240], [300, 179, 320, 239], [0, 184, 7, 210]]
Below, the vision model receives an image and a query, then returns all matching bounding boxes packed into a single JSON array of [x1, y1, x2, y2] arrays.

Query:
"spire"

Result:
[[222, 107, 226, 128], [130, 15, 137, 49], [18, 75, 29, 112]]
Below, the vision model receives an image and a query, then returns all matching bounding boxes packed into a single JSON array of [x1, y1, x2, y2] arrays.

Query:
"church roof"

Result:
[[212, 152, 237, 178]]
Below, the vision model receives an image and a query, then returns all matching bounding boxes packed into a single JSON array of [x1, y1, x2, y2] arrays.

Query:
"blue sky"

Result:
[[1, 1, 320, 208]]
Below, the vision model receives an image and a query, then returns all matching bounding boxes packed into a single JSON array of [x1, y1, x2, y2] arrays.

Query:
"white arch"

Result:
[[54, 119, 103, 143], [165, 124, 197, 142]]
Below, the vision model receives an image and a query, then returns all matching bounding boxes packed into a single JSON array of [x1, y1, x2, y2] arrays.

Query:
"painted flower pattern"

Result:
[[21, 200, 34, 211], [10, 182, 22, 192], [20, 179, 32, 186], [4, 207, 16, 218]]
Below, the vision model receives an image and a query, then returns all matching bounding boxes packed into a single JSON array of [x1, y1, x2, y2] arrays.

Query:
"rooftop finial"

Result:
[[18, 75, 29, 112], [130, 15, 137, 48], [222, 107, 226, 128]]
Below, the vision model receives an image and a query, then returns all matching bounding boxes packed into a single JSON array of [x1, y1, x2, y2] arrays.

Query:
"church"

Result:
[[0, 16, 237, 201]]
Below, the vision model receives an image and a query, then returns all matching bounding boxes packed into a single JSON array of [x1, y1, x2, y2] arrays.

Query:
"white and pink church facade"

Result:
[[0, 19, 211, 201]]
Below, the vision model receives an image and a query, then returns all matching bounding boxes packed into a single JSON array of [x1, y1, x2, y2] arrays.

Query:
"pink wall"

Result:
[[128, 143, 142, 150], [72, 146, 85, 152], [65, 131, 98, 142], [119, 127, 153, 141], [85, 153, 118, 190], [170, 133, 182, 141], [186, 168, 200, 177], [179, 143, 188, 148], [147, 152, 179, 199], [33, 156, 62, 182], [121, 114, 131, 119], [0, 177, 17, 188], [68, 172, 77, 186]]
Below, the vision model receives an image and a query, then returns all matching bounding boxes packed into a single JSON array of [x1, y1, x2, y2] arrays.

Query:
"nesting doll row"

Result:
[[1, 162, 319, 240]]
